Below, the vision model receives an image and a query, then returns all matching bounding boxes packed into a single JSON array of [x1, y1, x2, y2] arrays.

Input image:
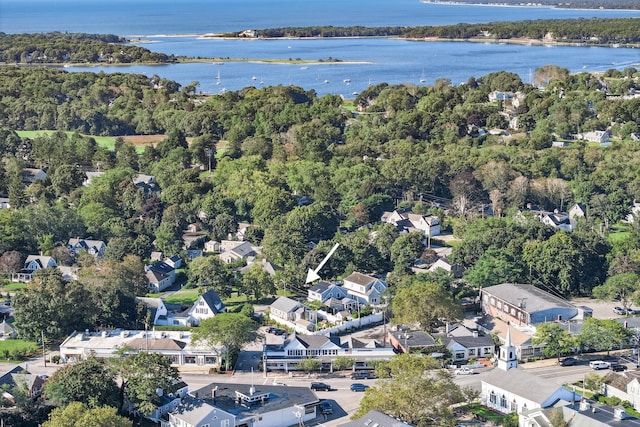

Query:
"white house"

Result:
[[480, 329, 579, 416], [59, 329, 223, 367], [578, 130, 610, 145], [307, 281, 357, 311], [12, 255, 58, 282], [218, 241, 259, 264], [270, 296, 307, 323], [381, 208, 440, 236], [186, 289, 225, 326], [145, 259, 177, 292], [342, 272, 388, 305]]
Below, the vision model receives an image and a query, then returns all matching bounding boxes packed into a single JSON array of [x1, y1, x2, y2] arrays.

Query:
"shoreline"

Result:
[[419, 0, 640, 13]]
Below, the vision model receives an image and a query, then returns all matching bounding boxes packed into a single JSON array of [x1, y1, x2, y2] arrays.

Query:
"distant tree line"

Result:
[[423, 0, 640, 10], [242, 17, 640, 45], [0, 32, 175, 64]]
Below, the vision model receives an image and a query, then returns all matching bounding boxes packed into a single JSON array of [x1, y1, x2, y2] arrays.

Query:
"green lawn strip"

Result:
[[0, 339, 39, 362], [2, 283, 26, 291], [163, 288, 200, 306]]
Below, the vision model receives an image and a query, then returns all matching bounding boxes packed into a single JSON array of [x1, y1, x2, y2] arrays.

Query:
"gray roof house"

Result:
[[270, 296, 307, 323], [67, 238, 107, 259], [0, 366, 45, 400], [342, 272, 388, 306], [11, 255, 58, 283], [162, 382, 320, 427], [186, 289, 225, 326]]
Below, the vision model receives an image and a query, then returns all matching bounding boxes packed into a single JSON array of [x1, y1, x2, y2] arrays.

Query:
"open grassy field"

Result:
[[162, 288, 200, 306], [16, 130, 164, 153]]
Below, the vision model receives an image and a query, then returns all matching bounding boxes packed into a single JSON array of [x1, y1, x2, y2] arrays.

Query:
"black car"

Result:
[[350, 383, 370, 392], [611, 364, 628, 372], [310, 382, 332, 391], [267, 327, 285, 335], [320, 401, 333, 415], [558, 357, 578, 366], [350, 371, 376, 380]]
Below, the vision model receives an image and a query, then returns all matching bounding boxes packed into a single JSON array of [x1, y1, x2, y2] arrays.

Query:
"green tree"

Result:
[[464, 248, 523, 288], [532, 322, 575, 361], [241, 262, 275, 301], [41, 402, 130, 427], [297, 358, 322, 373], [391, 278, 460, 331], [191, 313, 260, 371], [50, 164, 86, 196], [332, 356, 356, 371], [188, 255, 236, 296], [593, 273, 640, 311], [356, 353, 463, 426], [578, 318, 631, 355], [44, 356, 119, 408], [13, 272, 95, 341], [390, 232, 424, 274], [114, 351, 180, 415]]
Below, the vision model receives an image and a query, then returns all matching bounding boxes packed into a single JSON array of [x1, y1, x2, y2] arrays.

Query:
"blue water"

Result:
[[1, 0, 639, 96]]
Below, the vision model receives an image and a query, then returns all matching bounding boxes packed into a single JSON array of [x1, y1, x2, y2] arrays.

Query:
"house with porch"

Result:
[[11, 255, 58, 283]]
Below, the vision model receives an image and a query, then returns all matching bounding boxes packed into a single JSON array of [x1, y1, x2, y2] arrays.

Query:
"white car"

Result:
[[589, 360, 611, 370], [455, 367, 474, 375]]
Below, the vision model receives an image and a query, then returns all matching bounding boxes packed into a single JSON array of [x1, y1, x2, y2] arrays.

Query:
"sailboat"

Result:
[[419, 69, 426, 83], [215, 70, 221, 85]]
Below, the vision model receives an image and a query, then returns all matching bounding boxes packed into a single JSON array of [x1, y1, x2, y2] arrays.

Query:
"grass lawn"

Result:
[[467, 404, 507, 423], [15, 130, 156, 153], [2, 283, 26, 291], [0, 339, 39, 362], [163, 288, 200, 306]]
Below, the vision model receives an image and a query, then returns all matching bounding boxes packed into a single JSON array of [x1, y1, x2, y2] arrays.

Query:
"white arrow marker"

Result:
[[305, 243, 340, 284]]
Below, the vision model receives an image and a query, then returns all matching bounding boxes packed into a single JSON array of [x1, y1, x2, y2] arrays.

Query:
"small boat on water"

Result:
[[343, 78, 351, 83], [323, 79, 329, 84], [300, 66, 308, 70], [252, 76, 257, 80]]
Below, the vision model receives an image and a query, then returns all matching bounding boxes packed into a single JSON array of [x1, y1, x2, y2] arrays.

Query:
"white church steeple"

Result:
[[497, 325, 517, 371]]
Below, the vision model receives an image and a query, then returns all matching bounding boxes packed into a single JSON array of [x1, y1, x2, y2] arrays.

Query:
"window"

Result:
[[510, 308, 516, 316], [489, 391, 497, 404], [496, 301, 502, 309], [455, 352, 465, 360], [511, 399, 517, 412], [185, 356, 196, 364], [490, 297, 495, 306], [469, 349, 476, 356], [200, 424, 209, 427], [500, 395, 507, 408], [205, 356, 217, 364], [221, 421, 230, 427], [503, 304, 509, 313]]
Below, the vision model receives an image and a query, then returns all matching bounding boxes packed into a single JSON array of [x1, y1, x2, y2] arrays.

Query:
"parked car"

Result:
[[350, 383, 370, 392], [628, 308, 637, 315], [614, 306, 626, 315], [320, 401, 333, 415], [589, 360, 611, 370], [455, 367, 474, 375], [310, 382, 332, 391], [350, 371, 376, 380], [558, 357, 578, 366], [610, 364, 628, 372], [267, 327, 286, 335]]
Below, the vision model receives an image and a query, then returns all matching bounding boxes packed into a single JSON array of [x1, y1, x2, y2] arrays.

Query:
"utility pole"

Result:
[[205, 147, 213, 173]]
